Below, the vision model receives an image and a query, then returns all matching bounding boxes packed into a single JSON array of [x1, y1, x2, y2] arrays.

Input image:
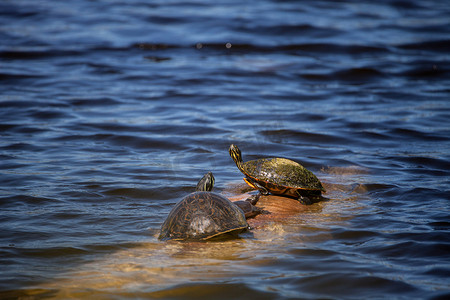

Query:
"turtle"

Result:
[[159, 172, 262, 241], [228, 144, 326, 205]]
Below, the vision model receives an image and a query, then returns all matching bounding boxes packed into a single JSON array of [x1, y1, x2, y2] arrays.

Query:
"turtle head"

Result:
[[229, 144, 243, 167], [196, 171, 215, 192]]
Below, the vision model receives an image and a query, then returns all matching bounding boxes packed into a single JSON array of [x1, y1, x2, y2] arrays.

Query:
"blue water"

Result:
[[1, 0, 449, 299]]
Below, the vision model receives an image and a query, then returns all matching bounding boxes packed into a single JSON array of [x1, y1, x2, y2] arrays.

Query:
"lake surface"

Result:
[[1, 0, 449, 299]]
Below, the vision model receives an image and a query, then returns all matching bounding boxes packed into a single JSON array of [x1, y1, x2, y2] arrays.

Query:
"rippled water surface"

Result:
[[1, 0, 449, 299]]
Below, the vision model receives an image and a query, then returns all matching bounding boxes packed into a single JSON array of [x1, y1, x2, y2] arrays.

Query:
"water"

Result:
[[1, 0, 449, 299]]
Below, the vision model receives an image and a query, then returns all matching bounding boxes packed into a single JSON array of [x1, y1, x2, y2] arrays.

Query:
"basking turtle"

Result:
[[229, 144, 325, 205], [159, 172, 262, 241]]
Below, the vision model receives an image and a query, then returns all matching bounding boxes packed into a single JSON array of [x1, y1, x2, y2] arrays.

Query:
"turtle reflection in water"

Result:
[[229, 144, 326, 205], [159, 172, 262, 241]]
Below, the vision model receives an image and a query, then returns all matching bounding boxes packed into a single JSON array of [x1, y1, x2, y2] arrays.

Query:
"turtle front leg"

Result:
[[244, 194, 260, 205], [298, 195, 312, 205], [296, 191, 312, 205], [244, 177, 269, 195], [234, 194, 263, 219]]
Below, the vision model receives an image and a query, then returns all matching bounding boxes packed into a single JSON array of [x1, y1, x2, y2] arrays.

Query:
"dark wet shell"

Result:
[[159, 191, 248, 241], [243, 157, 325, 196]]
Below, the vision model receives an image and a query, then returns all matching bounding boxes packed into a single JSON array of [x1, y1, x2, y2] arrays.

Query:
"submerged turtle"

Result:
[[229, 144, 325, 205], [159, 172, 262, 241]]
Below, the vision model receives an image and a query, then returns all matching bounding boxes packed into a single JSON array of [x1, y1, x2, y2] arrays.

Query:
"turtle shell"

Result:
[[243, 157, 325, 198], [159, 191, 248, 241]]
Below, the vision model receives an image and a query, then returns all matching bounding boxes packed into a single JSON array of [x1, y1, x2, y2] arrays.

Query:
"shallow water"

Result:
[[1, 0, 449, 299]]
